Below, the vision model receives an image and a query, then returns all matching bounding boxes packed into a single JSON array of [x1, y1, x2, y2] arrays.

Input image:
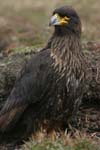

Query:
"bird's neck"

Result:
[[50, 33, 85, 75]]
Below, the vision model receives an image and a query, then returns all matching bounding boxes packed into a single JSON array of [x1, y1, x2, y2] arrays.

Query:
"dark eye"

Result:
[[71, 17, 79, 24]]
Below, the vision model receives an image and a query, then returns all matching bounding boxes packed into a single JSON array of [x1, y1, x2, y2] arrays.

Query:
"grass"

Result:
[[22, 131, 99, 150], [0, 0, 99, 54], [0, 0, 99, 149]]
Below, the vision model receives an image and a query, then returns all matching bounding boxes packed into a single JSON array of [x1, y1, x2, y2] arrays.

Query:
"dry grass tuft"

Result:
[[22, 130, 99, 150]]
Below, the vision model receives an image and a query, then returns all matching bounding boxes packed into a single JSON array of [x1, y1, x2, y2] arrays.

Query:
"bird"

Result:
[[0, 6, 90, 133]]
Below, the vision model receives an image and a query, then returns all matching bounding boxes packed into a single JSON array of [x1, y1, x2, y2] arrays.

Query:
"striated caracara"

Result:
[[0, 6, 90, 133]]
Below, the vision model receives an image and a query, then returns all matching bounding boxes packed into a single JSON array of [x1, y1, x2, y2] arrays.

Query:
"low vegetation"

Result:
[[22, 131, 99, 150]]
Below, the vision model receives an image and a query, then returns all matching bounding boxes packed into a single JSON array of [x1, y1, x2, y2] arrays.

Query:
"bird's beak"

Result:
[[49, 14, 69, 26]]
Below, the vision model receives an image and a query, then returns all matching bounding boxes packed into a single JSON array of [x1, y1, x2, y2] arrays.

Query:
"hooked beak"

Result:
[[49, 14, 69, 26]]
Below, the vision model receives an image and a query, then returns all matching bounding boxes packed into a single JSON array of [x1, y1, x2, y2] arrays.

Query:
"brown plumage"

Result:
[[0, 6, 89, 133]]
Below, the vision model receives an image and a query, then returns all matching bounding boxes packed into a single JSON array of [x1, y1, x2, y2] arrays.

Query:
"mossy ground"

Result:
[[0, 0, 99, 54], [22, 131, 99, 150]]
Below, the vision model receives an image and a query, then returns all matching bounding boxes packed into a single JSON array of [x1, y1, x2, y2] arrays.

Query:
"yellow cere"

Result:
[[55, 13, 70, 25], [60, 16, 70, 25]]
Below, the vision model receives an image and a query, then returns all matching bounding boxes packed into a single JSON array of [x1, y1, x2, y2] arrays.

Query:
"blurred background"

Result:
[[0, 0, 99, 54]]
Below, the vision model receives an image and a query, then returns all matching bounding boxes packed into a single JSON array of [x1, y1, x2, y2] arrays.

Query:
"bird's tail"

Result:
[[0, 105, 27, 132]]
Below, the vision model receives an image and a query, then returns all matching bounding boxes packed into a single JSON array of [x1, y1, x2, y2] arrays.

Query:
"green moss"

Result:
[[22, 139, 72, 150], [74, 139, 98, 150], [22, 137, 99, 150], [11, 46, 41, 54]]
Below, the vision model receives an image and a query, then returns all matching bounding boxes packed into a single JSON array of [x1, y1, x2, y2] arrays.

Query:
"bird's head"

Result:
[[49, 6, 81, 36]]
